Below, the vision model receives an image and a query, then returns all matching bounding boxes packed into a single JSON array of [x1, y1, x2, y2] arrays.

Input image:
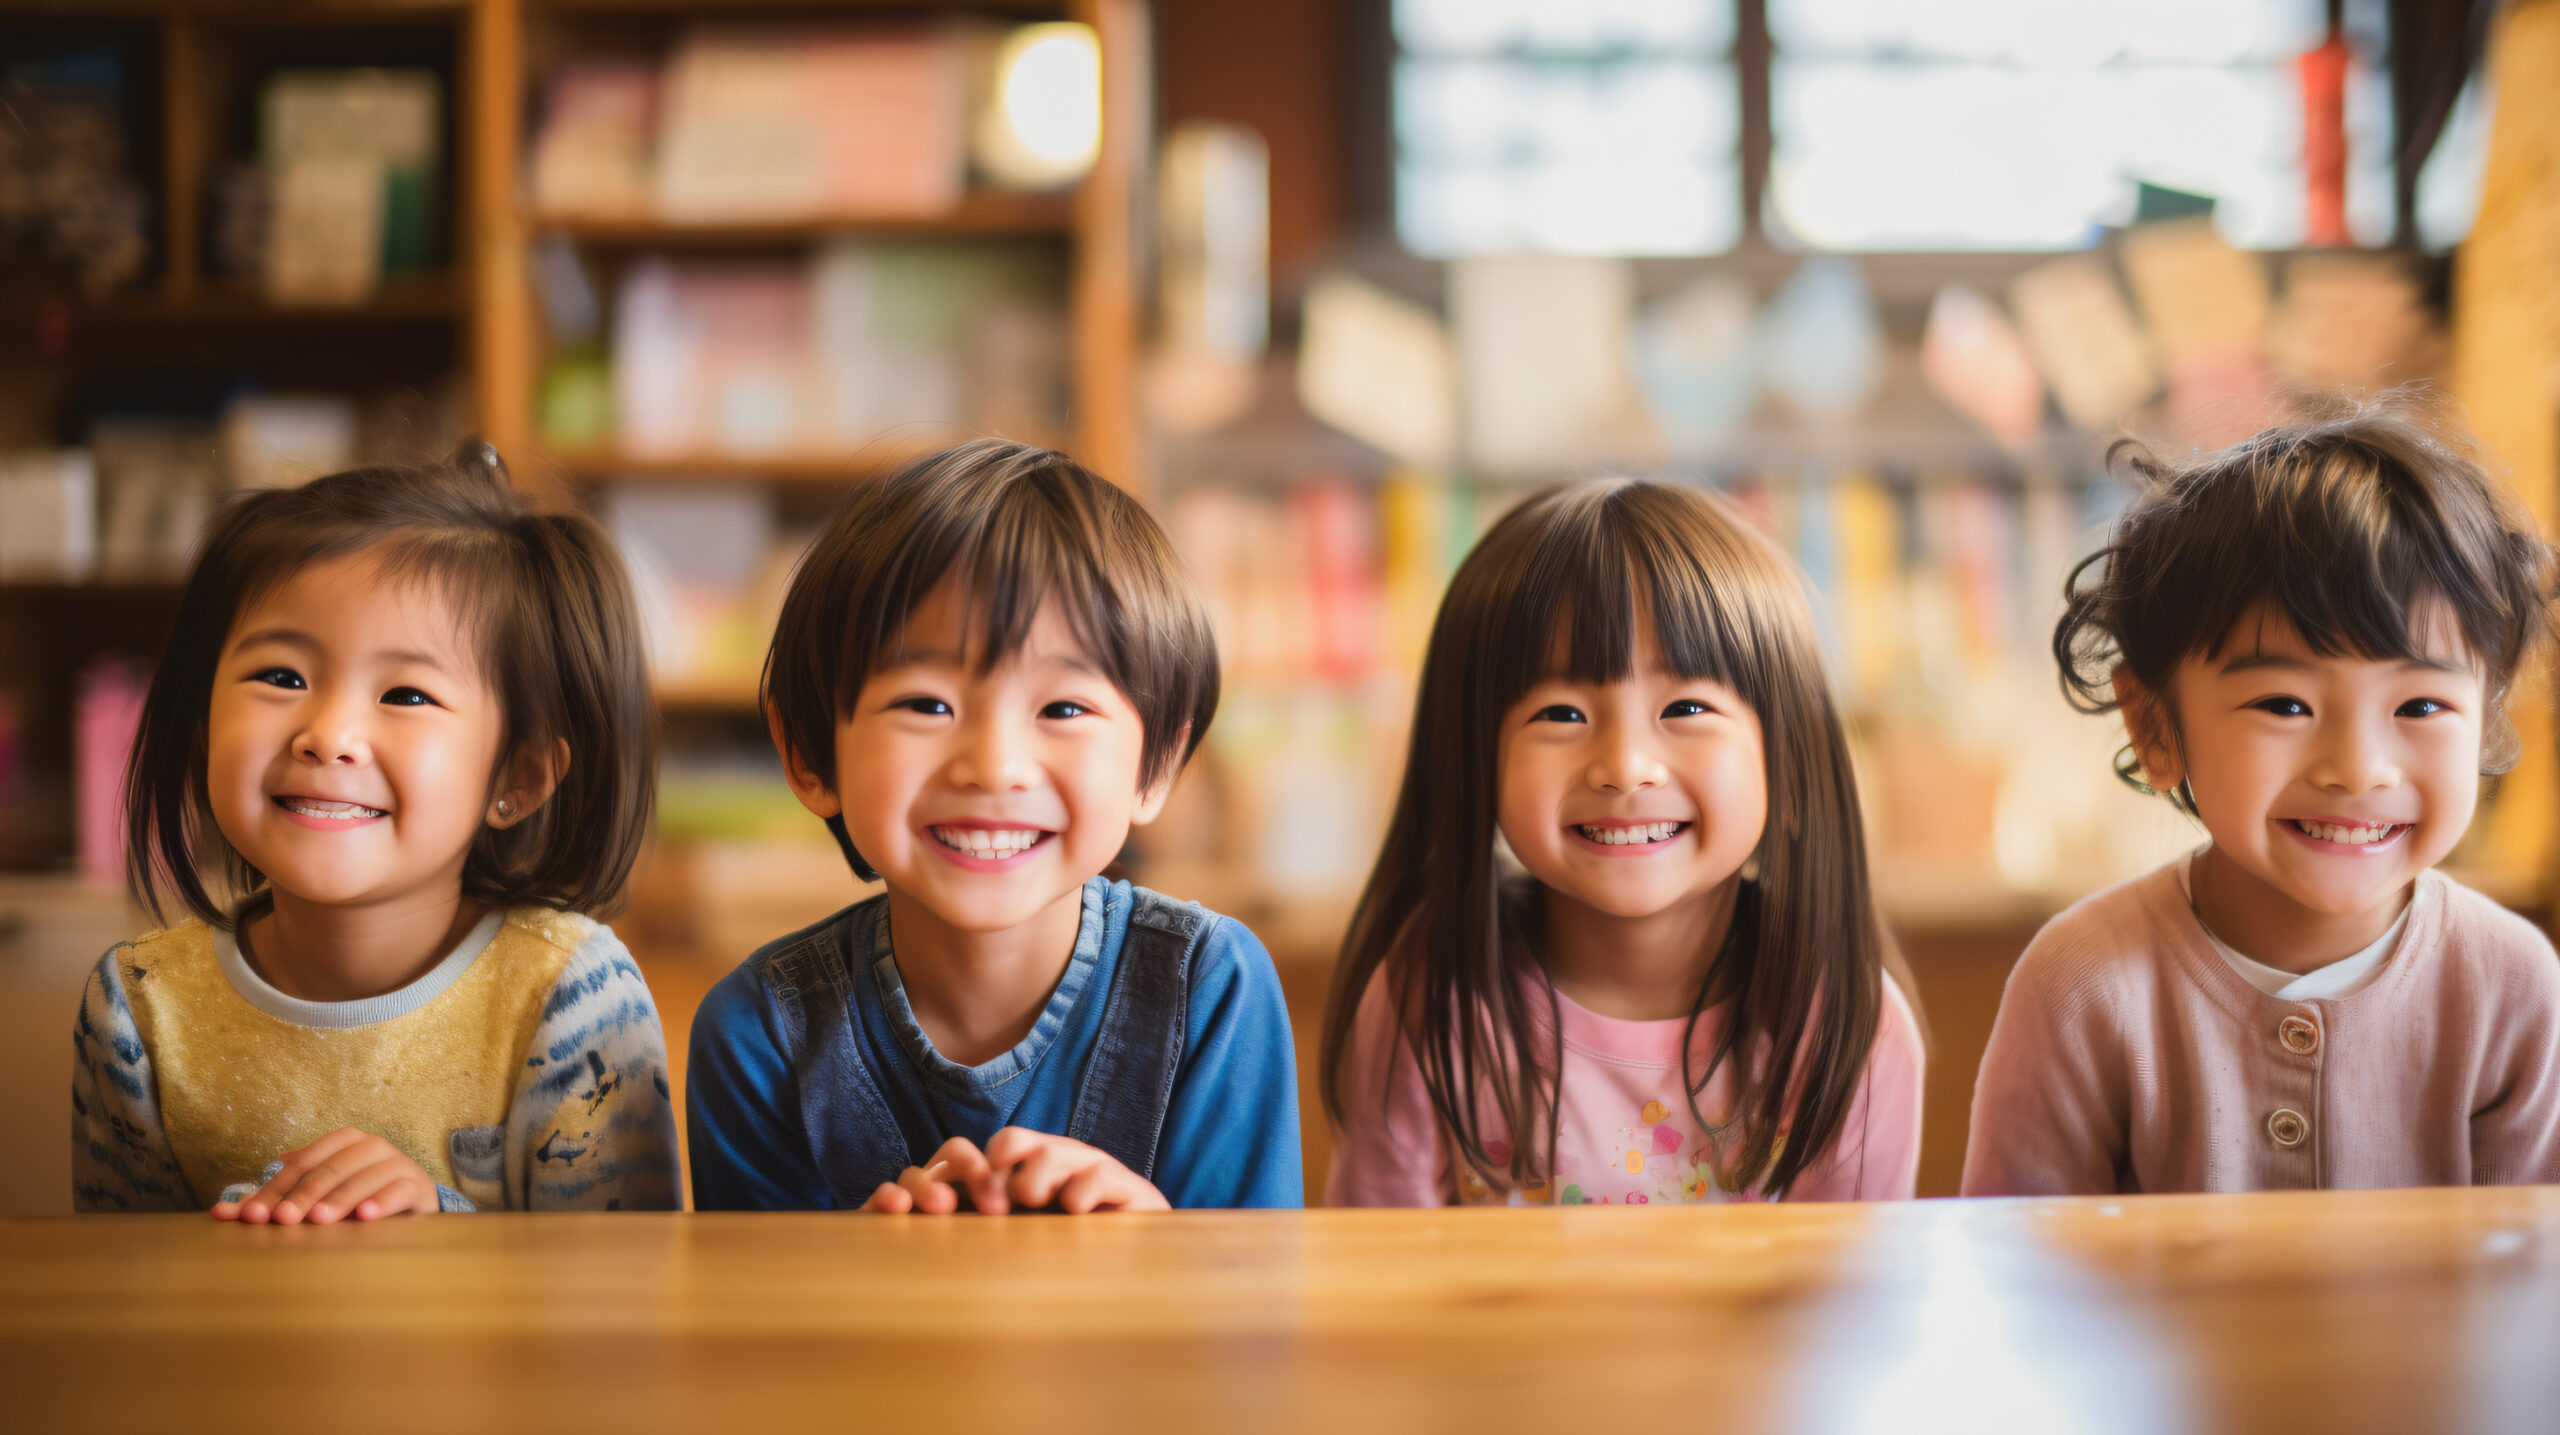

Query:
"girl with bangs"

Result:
[[73, 444, 678, 1219], [1323, 479, 1925, 1207]]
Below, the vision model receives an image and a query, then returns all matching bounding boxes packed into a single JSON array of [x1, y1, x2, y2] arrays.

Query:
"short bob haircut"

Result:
[[2056, 398, 2558, 804], [762, 439, 1219, 880], [127, 442, 657, 926]]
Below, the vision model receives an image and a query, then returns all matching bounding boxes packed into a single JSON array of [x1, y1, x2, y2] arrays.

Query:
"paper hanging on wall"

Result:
[[2266, 254, 2439, 392], [1761, 258, 1883, 424], [2008, 255, 2156, 432], [1450, 254, 1649, 473], [1632, 275, 1760, 450], [1919, 284, 2046, 451], [2164, 347, 2284, 450], [2118, 217, 2271, 363], [1296, 272, 1455, 468]]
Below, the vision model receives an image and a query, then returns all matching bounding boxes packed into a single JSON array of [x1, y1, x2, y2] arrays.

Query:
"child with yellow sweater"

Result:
[[73, 445, 678, 1218]]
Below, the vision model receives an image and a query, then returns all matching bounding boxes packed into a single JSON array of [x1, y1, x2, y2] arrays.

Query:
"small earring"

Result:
[[494, 799, 512, 819]]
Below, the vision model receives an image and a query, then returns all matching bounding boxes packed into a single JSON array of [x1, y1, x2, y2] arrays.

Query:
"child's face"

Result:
[[1495, 614, 1767, 922], [2135, 604, 2485, 921], [208, 552, 509, 911], [800, 579, 1170, 935]]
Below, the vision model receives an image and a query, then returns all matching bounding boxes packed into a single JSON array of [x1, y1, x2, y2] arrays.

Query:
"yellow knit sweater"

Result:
[[72, 906, 680, 1212]]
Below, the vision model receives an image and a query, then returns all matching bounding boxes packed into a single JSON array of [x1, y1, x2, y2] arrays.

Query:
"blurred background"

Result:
[[0, 0, 2544, 1210]]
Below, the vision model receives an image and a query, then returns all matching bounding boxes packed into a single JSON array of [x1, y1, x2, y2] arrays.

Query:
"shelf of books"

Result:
[[0, 1, 475, 879], [0, 0, 1148, 947], [486, 0, 1141, 480], [529, 191, 1076, 245]]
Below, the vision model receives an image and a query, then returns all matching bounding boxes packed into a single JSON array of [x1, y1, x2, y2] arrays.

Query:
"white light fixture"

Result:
[[975, 23, 1102, 189]]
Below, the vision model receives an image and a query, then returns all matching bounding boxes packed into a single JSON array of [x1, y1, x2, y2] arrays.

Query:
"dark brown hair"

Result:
[[126, 442, 657, 926], [762, 439, 1219, 879], [2056, 399, 2557, 803], [1320, 479, 1900, 1200]]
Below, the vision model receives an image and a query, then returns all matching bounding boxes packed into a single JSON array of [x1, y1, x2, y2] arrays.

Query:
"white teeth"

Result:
[[279, 798, 387, 819], [2294, 820, 2399, 845], [931, 827, 1043, 860], [1575, 821, 1683, 846]]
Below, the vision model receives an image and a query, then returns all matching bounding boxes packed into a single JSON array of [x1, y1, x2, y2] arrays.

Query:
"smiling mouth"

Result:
[[273, 796, 389, 820], [929, 826, 1051, 861], [2288, 819, 2409, 846], [1573, 821, 1688, 847]]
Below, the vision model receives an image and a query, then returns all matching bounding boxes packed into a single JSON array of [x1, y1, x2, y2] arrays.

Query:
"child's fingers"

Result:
[[861, 1181, 915, 1213], [239, 1168, 311, 1223], [1055, 1162, 1123, 1214], [984, 1127, 1083, 1212], [921, 1137, 991, 1182], [896, 1165, 963, 1214], [307, 1158, 419, 1223], [253, 1129, 376, 1223], [272, 1147, 389, 1224], [982, 1126, 1064, 1170], [353, 1172, 435, 1222], [275, 1127, 373, 1172], [210, 1200, 243, 1222], [1063, 1162, 1171, 1214], [1003, 1142, 1093, 1210], [922, 1137, 1006, 1215]]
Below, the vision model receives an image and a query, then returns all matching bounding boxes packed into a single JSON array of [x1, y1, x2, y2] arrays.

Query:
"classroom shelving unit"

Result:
[[0, 0, 1153, 879], [479, 0, 1148, 507]]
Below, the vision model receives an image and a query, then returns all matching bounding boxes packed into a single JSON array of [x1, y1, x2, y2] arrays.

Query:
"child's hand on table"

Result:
[[213, 1129, 441, 1224], [861, 1127, 1172, 1214]]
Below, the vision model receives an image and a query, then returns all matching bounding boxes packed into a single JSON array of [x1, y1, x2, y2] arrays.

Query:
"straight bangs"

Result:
[[1493, 481, 1807, 720], [1323, 478, 1895, 1202]]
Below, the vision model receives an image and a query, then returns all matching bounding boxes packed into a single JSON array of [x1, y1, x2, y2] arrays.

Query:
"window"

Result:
[[1768, 0, 2394, 250], [1389, 0, 2481, 256], [1392, 0, 1739, 257]]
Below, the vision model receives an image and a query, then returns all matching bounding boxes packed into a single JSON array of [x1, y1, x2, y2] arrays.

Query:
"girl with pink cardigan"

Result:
[[1965, 406, 2560, 1195]]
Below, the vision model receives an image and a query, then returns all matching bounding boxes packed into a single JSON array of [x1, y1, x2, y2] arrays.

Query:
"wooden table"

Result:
[[6, 1189, 2558, 1433]]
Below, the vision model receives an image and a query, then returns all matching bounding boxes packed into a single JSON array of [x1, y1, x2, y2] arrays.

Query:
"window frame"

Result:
[[1362, 0, 2472, 261]]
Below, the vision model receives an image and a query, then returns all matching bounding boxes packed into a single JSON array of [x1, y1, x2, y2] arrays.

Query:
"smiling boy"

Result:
[[685, 441, 1300, 1212]]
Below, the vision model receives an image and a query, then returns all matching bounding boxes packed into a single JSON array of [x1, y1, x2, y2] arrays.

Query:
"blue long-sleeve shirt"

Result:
[[687, 877, 1302, 1210]]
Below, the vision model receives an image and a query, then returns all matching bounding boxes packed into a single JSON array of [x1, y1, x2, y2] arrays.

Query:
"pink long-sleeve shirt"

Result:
[[1963, 862, 2560, 1196], [1326, 966, 1925, 1207]]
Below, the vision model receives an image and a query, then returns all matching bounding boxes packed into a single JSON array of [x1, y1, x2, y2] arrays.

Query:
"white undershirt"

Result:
[[2177, 850, 2415, 1001]]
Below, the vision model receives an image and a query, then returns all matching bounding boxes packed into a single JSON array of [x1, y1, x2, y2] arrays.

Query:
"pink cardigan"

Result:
[[1963, 863, 2560, 1195]]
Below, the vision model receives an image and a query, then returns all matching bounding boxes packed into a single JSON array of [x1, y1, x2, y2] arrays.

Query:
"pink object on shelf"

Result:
[[75, 658, 148, 884]]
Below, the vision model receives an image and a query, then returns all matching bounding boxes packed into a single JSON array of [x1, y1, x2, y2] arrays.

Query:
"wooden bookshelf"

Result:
[[79, 281, 465, 324], [543, 439, 955, 484], [529, 191, 1076, 246], [0, 0, 1152, 884], [477, 0, 1148, 489]]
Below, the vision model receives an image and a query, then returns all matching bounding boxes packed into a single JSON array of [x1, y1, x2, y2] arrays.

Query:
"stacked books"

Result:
[[260, 69, 442, 302], [530, 22, 1101, 224]]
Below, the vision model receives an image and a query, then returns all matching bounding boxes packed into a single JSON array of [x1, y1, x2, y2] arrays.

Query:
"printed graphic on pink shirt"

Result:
[[1453, 1092, 1781, 1206]]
